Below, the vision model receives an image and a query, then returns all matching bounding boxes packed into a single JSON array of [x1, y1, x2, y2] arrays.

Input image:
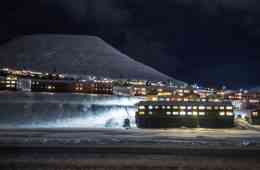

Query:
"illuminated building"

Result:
[[136, 100, 234, 128], [0, 76, 18, 91], [31, 79, 113, 94], [249, 109, 260, 125]]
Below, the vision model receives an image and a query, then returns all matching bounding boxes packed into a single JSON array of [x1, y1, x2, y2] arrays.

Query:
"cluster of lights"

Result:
[[252, 111, 259, 117], [138, 111, 206, 116], [139, 105, 233, 111]]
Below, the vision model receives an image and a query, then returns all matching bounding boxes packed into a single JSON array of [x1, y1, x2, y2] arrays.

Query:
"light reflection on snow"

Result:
[[0, 92, 141, 129]]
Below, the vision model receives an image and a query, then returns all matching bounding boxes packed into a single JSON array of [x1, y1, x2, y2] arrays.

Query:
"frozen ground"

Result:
[[1, 128, 260, 170], [1, 92, 260, 169]]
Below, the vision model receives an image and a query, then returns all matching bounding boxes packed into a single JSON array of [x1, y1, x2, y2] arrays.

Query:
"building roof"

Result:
[[137, 101, 233, 107]]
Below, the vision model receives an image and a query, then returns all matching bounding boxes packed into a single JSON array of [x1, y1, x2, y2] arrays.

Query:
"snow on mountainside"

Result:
[[0, 34, 182, 82]]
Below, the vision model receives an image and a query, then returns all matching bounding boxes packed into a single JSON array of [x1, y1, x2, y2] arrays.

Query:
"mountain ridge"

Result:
[[0, 34, 184, 84]]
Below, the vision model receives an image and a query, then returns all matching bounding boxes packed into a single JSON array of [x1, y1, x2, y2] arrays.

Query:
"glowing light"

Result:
[[193, 111, 198, 116], [219, 112, 225, 116], [199, 106, 205, 110], [252, 112, 258, 117], [180, 111, 186, 116], [226, 106, 233, 110], [199, 112, 205, 116], [139, 106, 145, 110], [139, 112, 145, 115], [173, 112, 178, 115], [226, 112, 233, 116]]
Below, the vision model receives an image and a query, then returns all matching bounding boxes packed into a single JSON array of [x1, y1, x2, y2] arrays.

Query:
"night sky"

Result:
[[0, 0, 260, 88]]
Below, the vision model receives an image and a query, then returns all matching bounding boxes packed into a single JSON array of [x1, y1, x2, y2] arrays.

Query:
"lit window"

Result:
[[148, 111, 153, 115], [155, 106, 159, 109], [193, 111, 198, 116], [180, 106, 186, 110], [214, 106, 219, 110], [162, 106, 166, 109], [148, 106, 153, 110], [187, 112, 192, 115], [139, 106, 145, 110], [220, 106, 225, 110], [187, 106, 192, 110], [226, 106, 233, 110], [167, 106, 171, 109], [199, 106, 205, 110], [173, 106, 178, 109], [184, 90, 190, 93], [199, 112, 205, 116], [6, 81, 10, 84], [177, 89, 183, 93], [177, 98, 182, 101], [184, 98, 189, 101], [166, 111, 171, 115], [48, 86, 52, 90], [219, 112, 225, 116], [6, 85, 10, 88], [172, 112, 179, 115], [180, 111, 186, 116], [252, 112, 258, 116], [166, 98, 170, 101], [11, 81, 16, 84], [139, 112, 145, 115], [193, 106, 198, 110], [152, 97, 157, 101], [206, 106, 212, 110], [226, 112, 233, 116]]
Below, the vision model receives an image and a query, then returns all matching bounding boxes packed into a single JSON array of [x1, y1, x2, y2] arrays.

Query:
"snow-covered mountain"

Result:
[[0, 34, 183, 83]]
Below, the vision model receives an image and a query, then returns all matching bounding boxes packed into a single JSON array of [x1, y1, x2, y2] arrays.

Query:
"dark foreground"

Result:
[[1, 128, 260, 170]]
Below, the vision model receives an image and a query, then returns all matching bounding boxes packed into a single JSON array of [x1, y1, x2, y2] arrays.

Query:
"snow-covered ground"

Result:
[[0, 92, 142, 128]]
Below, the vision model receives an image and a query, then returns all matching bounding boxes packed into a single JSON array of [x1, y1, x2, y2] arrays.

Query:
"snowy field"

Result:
[[0, 91, 142, 128]]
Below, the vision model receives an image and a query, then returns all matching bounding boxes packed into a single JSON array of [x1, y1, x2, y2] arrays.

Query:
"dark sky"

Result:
[[0, 0, 260, 88]]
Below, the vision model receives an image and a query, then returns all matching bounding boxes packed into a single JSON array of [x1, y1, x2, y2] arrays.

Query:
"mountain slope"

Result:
[[0, 34, 181, 82]]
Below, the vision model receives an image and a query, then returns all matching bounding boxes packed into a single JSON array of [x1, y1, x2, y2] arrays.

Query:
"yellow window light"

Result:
[[220, 106, 225, 110], [167, 106, 171, 109], [180, 106, 186, 110], [199, 106, 205, 110], [166, 111, 171, 115], [226, 106, 233, 110], [184, 90, 190, 93], [139, 106, 145, 110], [172, 112, 179, 115], [187, 112, 192, 115], [152, 97, 158, 101], [180, 111, 186, 116], [252, 112, 258, 116], [219, 112, 225, 116], [139, 112, 145, 115], [173, 106, 178, 109], [193, 106, 198, 110], [226, 112, 233, 116], [192, 111, 198, 116], [199, 112, 205, 116], [206, 106, 212, 110]]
